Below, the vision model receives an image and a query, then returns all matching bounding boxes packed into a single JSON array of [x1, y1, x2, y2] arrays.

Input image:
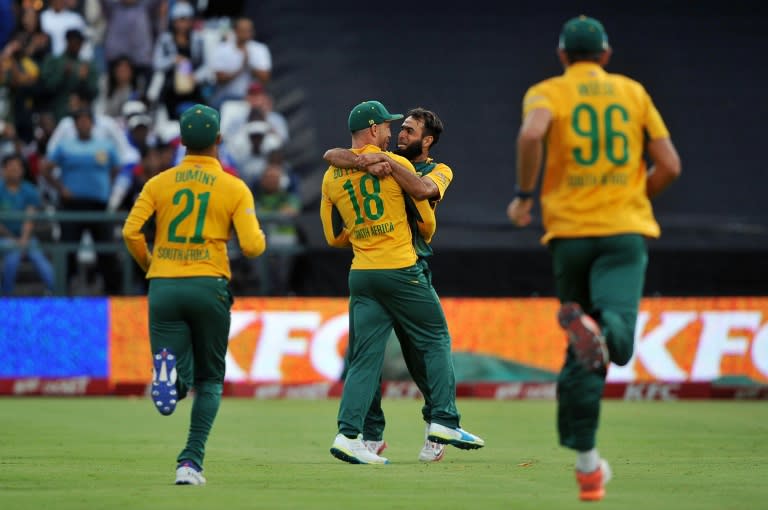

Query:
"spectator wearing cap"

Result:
[[40, 0, 88, 57], [227, 116, 282, 190], [0, 153, 55, 295], [39, 28, 99, 121], [42, 107, 123, 294], [126, 114, 154, 155], [221, 82, 288, 148], [107, 109, 154, 214], [100, 0, 167, 95], [150, 1, 207, 119], [208, 17, 271, 110]]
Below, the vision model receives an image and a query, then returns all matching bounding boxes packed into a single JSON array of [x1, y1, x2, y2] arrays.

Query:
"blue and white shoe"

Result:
[[175, 460, 206, 485], [151, 348, 178, 416], [427, 423, 485, 450]]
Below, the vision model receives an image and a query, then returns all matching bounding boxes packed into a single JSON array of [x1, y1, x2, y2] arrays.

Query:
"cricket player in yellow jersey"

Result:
[[324, 107, 455, 462], [122, 104, 266, 485], [507, 17, 681, 501], [321, 100, 483, 464]]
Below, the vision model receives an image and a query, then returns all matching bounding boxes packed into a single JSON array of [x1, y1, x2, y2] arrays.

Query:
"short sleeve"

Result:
[[48, 144, 62, 166], [425, 163, 453, 202], [643, 91, 671, 140], [248, 42, 272, 71], [522, 84, 554, 117]]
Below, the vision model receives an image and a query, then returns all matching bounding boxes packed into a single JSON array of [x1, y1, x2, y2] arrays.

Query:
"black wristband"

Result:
[[515, 189, 534, 200]]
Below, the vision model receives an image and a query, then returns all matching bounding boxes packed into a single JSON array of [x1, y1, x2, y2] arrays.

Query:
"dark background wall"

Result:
[[245, 0, 768, 296]]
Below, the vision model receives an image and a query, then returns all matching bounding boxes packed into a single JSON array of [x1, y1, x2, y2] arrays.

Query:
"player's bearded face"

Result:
[[394, 138, 422, 160]]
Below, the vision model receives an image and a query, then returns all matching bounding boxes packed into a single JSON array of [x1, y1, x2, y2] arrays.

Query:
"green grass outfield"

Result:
[[1, 398, 766, 509]]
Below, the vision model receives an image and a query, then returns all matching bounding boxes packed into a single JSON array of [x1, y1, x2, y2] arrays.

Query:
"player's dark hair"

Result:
[[406, 107, 443, 147], [565, 51, 604, 63]]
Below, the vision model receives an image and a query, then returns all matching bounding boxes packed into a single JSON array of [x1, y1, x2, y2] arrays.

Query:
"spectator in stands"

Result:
[[40, 28, 99, 121], [25, 111, 57, 189], [40, 0, 88, 58], [229, 118, 282, 190], [150, 1, 207, 119], [84, 0, 108, 72], [42, 108, 122, 294], [0, 118, 22, 161], [104, 55, 139, 118], [48, 92, 140, 174], [119, 99, 148, 128], [0, 153, 55, 295], [15, 6, 51, 65], [126, 113, 153, 157], [221, 82, 288, 146], [1, 34, 41, 143], [100, 0, 167, 94], [209, 17, 271, 109], [253, 159, 301, 295]]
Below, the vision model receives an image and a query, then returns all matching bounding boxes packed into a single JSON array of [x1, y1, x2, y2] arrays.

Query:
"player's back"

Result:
[[321, 147, 419, 270], [144, 155, 257, 278], [525, 62, 667, 240]]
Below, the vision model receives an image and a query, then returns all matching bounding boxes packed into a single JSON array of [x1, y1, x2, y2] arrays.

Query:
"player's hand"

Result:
[[356, 153, 386, 167], [507, 197, 533, 227], [367, 161, 391, 177]]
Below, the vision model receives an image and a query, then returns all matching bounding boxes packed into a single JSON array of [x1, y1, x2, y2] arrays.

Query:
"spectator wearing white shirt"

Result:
[[150, 1, 207, 119], [221, 82, 288, 146], [47, 93, 140, 170], [228, 119, 282, 191], [209, 17, 271, 110], [40, 0, 88, 57]]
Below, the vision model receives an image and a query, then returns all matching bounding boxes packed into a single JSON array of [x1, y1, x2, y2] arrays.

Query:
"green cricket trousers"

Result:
[[549, 234, 647, 451], [148, 276, 233, 468], [359, 259, 441, 440], [338, 264, 460, 437]]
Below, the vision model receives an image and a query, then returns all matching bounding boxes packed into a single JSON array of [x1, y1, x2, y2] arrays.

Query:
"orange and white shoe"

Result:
[[558, 302, 609, 372], [575, 459, 612, 501], [363, 439, 387, 456]]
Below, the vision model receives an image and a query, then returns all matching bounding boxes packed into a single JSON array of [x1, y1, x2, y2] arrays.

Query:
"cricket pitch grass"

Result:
[[1, 398, 765, 509]]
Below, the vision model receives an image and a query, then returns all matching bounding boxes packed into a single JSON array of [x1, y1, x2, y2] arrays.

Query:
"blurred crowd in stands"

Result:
[[0, 0, 304, 296]]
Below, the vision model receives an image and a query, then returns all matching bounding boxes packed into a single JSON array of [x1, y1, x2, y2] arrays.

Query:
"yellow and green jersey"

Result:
[[320, 144, 436, 270], [411, 159, 453, 258], [123, 155, 266, 279], [523, 62, 670, 243], [417, 159, 453, 206]]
